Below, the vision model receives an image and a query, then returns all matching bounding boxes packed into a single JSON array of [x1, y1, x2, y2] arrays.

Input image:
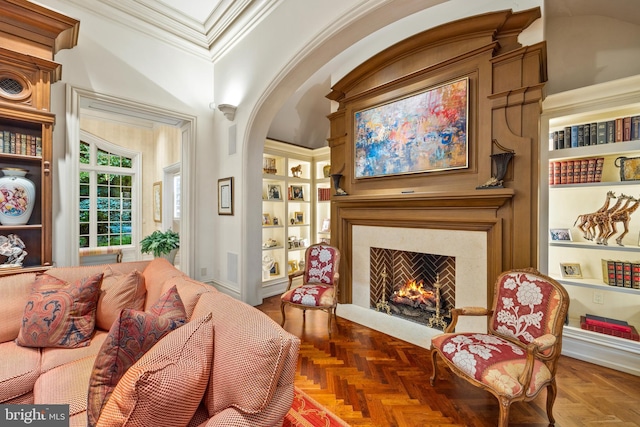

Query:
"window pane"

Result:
[[80, 171, 90, 184], [121, 210, 131, 221], [122, 176, 132, 186], [97, 174, 109, 185], [79, 211, 89, 222], [80, 141, 90, 164], [109, 211, 121, 221], [79, 236, 89, 248], [79, 197, 90, 210], [110, 235, 122, 245], [97, 185, 109, 197], [80, 223, 89, 235], [109, 155, 121, 167], [122, 199, 131, 210], [97, 149, 109, 166], [109, 187, 121, 198], [80, 184, 89, 197], [121, 234, 132, 245], [122, 158, 132, 168], [97, 223, 108, 234], [110, 175, 121, 186], [97, 235, 109, 246]]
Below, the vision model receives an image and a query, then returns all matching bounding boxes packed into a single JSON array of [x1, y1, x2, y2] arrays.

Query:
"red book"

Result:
[[594, 157, 605, 182], [586, 158, 597, 183], [633, 262, 640, 289], [623, 116, 632, 141], [623, 262, 632, 288], [580, 159, 589, 183], [581, 317, 640, 341], [584, 314, 632, 333], [566, 160, 574, 184], [553, 162, 561, 185], [549, 162, 554, 185], [560, 161, 568, 184], [615, 261, 624, 287]]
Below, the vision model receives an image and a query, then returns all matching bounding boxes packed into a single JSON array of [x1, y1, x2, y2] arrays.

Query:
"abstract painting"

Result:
[[354, 77, 468, 178]]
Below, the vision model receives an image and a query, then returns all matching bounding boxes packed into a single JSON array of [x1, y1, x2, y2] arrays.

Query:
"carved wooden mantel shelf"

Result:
[[332, 188, 514, 209]]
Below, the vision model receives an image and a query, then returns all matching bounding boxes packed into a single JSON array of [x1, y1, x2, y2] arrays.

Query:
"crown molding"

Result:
[[61, 0, 281, 62]]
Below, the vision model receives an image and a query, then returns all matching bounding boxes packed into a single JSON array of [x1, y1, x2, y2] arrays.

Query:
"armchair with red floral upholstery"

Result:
[[430, 268, 570, 427], [280, 244, 340, 337]]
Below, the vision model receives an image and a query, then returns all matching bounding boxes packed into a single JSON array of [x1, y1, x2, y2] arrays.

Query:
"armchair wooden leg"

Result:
[[280, 303, 286, 327], [430, 349, 439, 386], [327, 308, 333, 338], [546, 380, 557, 425], [498, 397, 511, 427]]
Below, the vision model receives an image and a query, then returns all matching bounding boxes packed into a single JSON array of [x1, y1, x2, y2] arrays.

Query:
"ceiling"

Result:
[[69, 0, 640, 150]]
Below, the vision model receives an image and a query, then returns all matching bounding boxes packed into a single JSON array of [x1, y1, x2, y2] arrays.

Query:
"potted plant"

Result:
[[140, 229, 180, 264]]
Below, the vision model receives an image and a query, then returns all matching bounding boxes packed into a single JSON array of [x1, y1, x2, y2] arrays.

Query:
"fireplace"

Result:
[[370, 248, 454, 331], [338, 223, 491, 348]]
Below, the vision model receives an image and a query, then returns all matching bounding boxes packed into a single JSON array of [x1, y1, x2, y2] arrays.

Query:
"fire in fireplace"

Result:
[[370, 247, 454, 330]]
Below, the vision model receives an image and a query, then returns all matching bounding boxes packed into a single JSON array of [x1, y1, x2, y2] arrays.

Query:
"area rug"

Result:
[[284, 386, 351, 427]]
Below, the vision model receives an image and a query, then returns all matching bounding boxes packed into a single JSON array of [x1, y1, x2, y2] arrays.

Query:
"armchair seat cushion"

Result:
[[281, 284, 335, 307], [432, 332, 551, 398]]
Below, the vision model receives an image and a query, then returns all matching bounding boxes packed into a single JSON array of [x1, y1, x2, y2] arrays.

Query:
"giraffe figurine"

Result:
[[594, 193, 630, 245], [602, 195, 640, 246], [574, 191, 616, 240]]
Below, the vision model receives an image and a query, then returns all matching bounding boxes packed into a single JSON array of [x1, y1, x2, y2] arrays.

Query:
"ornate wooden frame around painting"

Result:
[[354, 76, 469, 178]]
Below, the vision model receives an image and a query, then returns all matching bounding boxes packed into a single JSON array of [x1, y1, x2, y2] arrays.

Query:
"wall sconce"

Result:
[[217, 104, 237, 121]]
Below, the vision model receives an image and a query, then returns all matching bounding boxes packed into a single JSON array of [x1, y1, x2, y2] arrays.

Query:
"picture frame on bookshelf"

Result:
[[294, 211, 304, 224], [321, 218, 330, 232], [263, 157, 277, 175], [550, 228, 572, 241], [270, 262, 279, 276], [290, 185, 304, 200], [560, 262, 583, 279], [267, 184, 282, 200], [262, 213, 272, 226], [288, 260, 298, 273]]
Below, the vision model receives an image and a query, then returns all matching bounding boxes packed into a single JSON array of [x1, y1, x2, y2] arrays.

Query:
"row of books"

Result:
[[0, 130, 42, 157], [580, 315, 639, 341], [549, 157, 604, 185], [550, 115, 640, 150], [602, 259, 640, 289], [317, 187, 331, 201]]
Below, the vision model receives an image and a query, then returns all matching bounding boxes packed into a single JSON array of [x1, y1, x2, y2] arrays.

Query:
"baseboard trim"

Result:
[[562, 326, 640, 376]]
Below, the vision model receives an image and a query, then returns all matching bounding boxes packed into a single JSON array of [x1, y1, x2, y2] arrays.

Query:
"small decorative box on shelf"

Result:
[[580, 315, 639, 341]]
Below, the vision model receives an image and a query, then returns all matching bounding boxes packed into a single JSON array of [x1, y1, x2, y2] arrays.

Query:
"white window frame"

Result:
[[78, 130, 142, 259]]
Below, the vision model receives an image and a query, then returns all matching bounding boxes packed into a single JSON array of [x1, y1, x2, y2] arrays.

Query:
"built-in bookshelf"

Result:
[[540, 75, 640, 376], [261, 139, 330, 297]]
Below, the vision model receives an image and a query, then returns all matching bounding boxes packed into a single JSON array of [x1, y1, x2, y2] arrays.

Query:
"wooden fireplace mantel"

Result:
[[326, 8, 546, 305], [332, 188, 514, 209]]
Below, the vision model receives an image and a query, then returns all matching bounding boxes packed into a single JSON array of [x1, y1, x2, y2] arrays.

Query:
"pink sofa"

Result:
[[0, 258, 300, 426]]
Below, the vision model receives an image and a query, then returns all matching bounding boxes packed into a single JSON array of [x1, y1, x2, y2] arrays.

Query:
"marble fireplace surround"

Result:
[[333, 190, 513, 349]]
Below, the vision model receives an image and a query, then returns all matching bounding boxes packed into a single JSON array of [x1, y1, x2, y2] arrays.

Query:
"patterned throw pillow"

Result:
[[87, 286, 187, 427], [96, 313, 213, 427], [16, 273, 104, 348]]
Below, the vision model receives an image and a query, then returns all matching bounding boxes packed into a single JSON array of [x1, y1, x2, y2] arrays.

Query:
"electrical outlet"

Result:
[[593, 291, 604, 304], [200, 267, 207, 276]]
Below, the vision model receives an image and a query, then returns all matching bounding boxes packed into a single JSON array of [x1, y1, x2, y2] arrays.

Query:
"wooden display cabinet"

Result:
[[0, 0, 79, 274]]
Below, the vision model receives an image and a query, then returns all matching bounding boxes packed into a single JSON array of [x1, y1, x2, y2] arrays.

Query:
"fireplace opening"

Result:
[[370, 247, 455, 330]]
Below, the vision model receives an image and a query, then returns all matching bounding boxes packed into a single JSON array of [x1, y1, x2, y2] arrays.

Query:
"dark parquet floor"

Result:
[[256, 295, 640, 427]]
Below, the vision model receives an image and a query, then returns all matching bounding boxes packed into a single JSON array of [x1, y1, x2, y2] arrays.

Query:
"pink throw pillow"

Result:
[[95, 268, 146, 331], [16, 273, 104, 348], [96, 313, 214, 427]]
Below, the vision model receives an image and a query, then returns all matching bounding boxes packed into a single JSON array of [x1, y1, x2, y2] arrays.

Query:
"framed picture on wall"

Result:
[[153, 181, 162, 222], [218, 177, 234, 215], [354, 77, 468, 178]]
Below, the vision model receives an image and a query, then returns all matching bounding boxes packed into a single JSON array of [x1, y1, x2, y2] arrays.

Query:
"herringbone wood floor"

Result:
[[257, 296, 640, 427]]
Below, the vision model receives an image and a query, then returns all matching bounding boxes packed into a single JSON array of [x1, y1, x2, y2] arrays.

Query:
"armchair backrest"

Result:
[[490, 269, 569, 351], [304, 244, 340, 286]]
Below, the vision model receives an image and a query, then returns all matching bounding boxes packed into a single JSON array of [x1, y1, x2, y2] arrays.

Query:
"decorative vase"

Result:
[[159, 248, 179, 265], [323, 164, 331, 178], [0, 168, 35, 225]]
